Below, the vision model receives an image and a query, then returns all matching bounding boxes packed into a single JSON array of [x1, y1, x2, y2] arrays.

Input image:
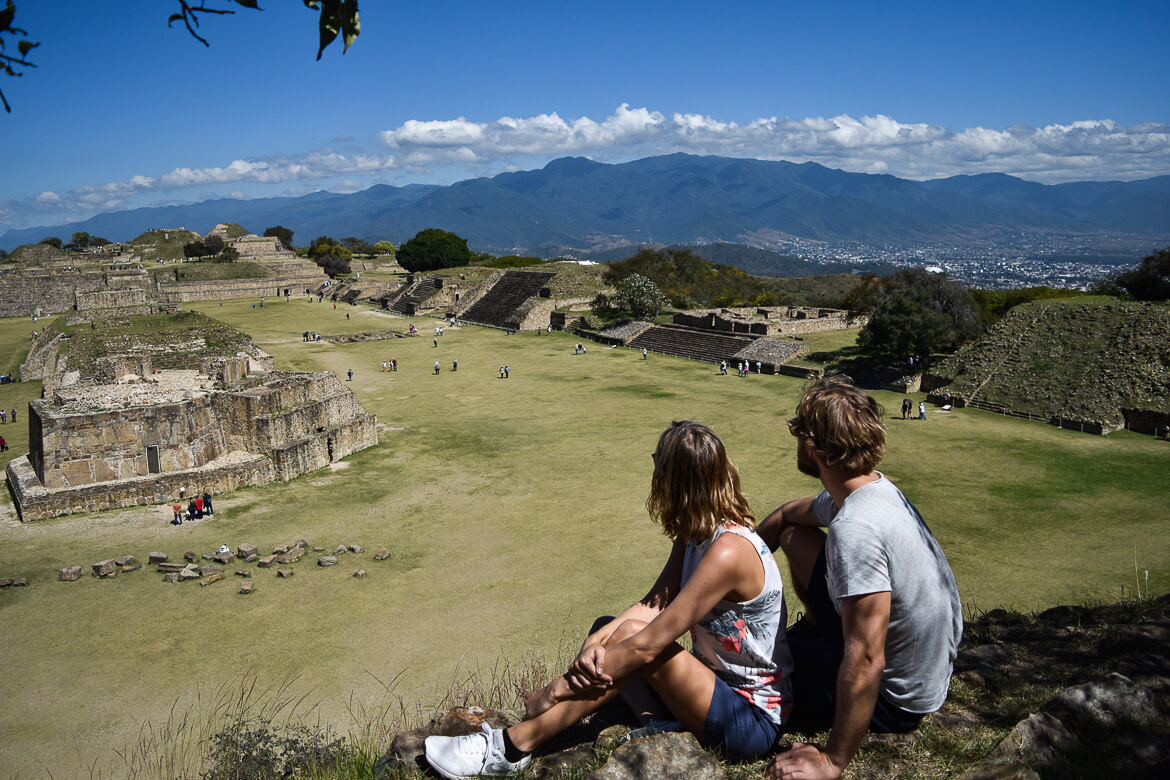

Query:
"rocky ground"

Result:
[[361, 596, 1170, 779]]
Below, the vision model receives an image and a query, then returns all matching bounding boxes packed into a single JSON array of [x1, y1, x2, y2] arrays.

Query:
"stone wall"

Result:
[[673, 306, 864, 336], [513, 299, 555, 331], [231, 235, 295, 259], [1122, 408, 1170, 438], [6, 451, 274, 522], [30, 395, 227, 489], [0, 269, 109, 316], [156, 261, 327, 303], [75, 287, 149, 311]]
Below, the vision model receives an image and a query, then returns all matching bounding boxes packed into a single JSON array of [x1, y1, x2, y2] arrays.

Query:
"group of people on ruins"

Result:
[[423, 376, 962, 780]]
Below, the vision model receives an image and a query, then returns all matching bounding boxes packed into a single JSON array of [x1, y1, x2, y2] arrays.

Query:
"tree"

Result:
[[316, 253, 350, 278], [854, 268, 980, 365], [2, 0, 360, 113], [38, 236, 61, 249], [373, 240, 396, 256], [396, 229, 471, 272], [70, 231, 92, 249], [308, 235, 351, 261], [214, 245, 239, 263], [263, 225, 294, 251], [203, 233, 226, 255], [612, 273, 669, 319], [1092, 248, 1170, 301], [341, 237, 374, 255]]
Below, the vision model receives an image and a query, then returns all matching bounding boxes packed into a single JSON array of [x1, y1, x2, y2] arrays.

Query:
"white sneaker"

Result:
[[424, 722, 531, 778]]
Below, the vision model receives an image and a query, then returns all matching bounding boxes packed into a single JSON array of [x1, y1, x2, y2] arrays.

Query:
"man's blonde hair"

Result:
[[647, 420, 754, 543], [788, 375, 886, 476]]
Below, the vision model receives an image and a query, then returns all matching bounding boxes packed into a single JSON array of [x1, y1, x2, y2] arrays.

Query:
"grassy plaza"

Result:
[[0, 297, 1167, 776]]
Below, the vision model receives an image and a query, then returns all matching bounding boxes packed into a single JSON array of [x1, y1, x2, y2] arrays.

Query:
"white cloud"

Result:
[[4, 107, 1169, 235]]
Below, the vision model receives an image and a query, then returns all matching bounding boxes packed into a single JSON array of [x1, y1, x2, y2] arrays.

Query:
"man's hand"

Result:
[[566, 644, 612, 691], [765, 743, 844, 780]]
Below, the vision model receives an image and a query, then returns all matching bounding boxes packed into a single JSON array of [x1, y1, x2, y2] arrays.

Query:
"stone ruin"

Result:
[[672, 305, 865, 336], [6, 311, 378, 521]]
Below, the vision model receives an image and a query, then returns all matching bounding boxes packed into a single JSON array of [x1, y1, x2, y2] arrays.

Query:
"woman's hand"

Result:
[[566, 644, 612, 691]]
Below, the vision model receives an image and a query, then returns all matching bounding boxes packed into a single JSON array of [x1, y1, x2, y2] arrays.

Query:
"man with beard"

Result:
[[758, 375, 962, 780]]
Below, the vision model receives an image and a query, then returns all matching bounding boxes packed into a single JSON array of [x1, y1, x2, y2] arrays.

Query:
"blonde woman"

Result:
[[425, 420, 793, 778]]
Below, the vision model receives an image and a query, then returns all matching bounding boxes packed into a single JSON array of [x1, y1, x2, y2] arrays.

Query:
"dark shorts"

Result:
[[700, 674, 783, 761], [788, 549, 924, 734]]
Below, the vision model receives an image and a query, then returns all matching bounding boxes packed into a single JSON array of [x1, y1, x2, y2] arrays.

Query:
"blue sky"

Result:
[[2, 0, 1168, 237]]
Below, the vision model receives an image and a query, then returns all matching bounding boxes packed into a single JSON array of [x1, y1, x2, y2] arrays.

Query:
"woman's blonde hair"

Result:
[[646, 420, 754, 543]]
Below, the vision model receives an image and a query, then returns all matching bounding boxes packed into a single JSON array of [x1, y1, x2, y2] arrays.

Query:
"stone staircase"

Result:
[[387, 276, 443, 315], [459, 271, 557, 329], [627, 324, 756, 364]]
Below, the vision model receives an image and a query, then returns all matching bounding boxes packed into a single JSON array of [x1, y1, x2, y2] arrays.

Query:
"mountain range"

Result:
[[5, 154, 1169, 255]]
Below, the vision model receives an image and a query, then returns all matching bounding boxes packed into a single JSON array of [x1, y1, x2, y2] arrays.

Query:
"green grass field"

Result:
[[0, 298, 1167, 777]]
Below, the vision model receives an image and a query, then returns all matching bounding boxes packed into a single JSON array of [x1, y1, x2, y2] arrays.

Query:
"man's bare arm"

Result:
[[756, 496, 821, 553]]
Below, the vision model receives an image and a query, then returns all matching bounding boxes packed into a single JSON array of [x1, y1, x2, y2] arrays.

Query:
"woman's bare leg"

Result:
[[507, 621, 717, 753]]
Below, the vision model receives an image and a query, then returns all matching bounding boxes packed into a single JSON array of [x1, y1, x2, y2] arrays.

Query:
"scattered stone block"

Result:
[[58, 566, 83, 582], [200, 564, 223, 576], [148, 551, 168, 564], [257, 554, 278, 568], [434, 706, 515, 736], [277, 569, 294, 578], [237, 543, 258, 559], [294, 539, 308, 549], [0, 578, 11, 587], [273, 545, 289, 555], [334, 545, 348, 555], [115, 555, 136, 567], [239, 581, 254, 594], [13, 578, 27, 587], [120, 564, 141, 573], [348, 544, 364, 554], [353, 569, 366, 578], [318, 556, 338, 567], [244, 553, 258, 563], [201, 554, 215, 561], [235, 570, 250, 577], [277, 548, 304, 565], [184, 551, 197, 562], [213, 552, 233, 565], [92, 560, 116, 577], [178, 567, 200, 581], [586, 732, 725, 779], [164, 572, 179, 584], [313, 546, 325, 552], [157, 562, 186, 572], [373, 549, 391, 561], [200, 572, 225, 587]]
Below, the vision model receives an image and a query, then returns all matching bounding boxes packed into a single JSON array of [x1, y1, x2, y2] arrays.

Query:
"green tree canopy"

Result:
[[263, 225, 294, 250], [38, 236, 61, 249], [1093, 248, 1170, 301], [372, 240, 396, 256], [396, 229, 471, 272], [316, 253, 350, 278], [308, 235, 352, 261], [341, 237, 375, 255], [605, 247, 781, 308], [853, 268, 980, 365]]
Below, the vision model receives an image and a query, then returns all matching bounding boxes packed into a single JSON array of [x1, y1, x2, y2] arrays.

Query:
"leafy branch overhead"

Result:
[[1, 0, 360, 113], [0, 0, 39, 113], [168, 1, 360, 59]]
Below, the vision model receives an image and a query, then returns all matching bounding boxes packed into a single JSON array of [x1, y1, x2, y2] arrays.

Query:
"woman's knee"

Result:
[[604, 619, 648, 646]]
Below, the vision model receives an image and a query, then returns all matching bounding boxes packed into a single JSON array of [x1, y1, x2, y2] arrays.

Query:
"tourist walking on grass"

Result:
[[203, 491, 214, 515], [434, 361, 441, 375], [452, 359, 458, 372], [424, 421, 794, 778], [760, 376, 961, 780], [347, 369, 354, 381], [918, 400, 927, 420], [0, 435, 7, 452], [172, 500, 183, 525], [643, 348, 648, 360], [901, 398, 912, 419], [504, 365, 510, 379]]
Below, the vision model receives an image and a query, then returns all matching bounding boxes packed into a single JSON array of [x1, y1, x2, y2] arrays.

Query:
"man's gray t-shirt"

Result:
[[813, 474, 962, 714]]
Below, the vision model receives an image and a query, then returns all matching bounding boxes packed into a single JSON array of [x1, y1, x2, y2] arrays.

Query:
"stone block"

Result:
[[184, 551, 197, 562], [148, 552, 168, 564], [353, 569, 366, 578], [237, 543, 258, 559], [200, 572, 225, 586], [157, 563, 186, 572], [58, 566, 82, 581], [12, 578, 27, 586], [273, 545, 289, 555], [178, 567, 200, 581], [115, 555, 136, 567], [0, 578, 11, 587], [164, 572, 179, 583], [257, 554, 278, 568], [333, 545, 347, 555], [277, 569, 294, 578], [92, 559, 116, 577], [234, 570, 250, 577], [121, 564, 141, 573], [244, 553, 258, 563], [277, 549, 303, 565], [213, 552, 233, 565], [348, 545, 363, 554], [239, 581, 254, 594], [374, 549, 391, 561], [200, 564, 223, 576], [318, 556, 337, 566]]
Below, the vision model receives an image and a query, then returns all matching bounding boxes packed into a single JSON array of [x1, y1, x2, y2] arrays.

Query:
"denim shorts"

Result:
[[700, 675, 783, 761]]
